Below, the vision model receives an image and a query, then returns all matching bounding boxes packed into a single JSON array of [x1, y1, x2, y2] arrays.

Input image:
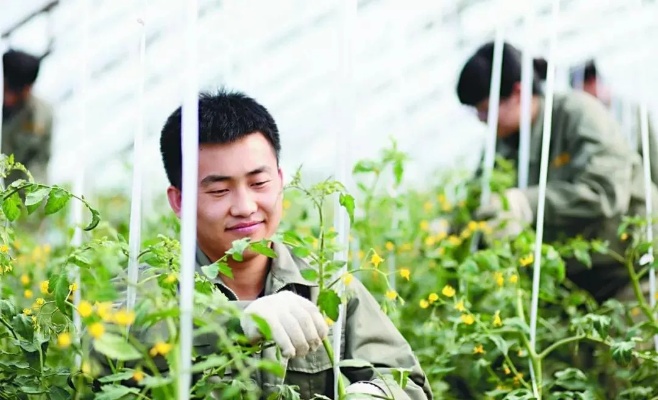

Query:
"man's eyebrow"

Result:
[[199, 166, 272, 186]]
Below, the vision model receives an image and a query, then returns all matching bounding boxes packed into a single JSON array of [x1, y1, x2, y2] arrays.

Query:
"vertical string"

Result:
[[332, 0, 356, 397], [126, 1, 147, 312], [528, 1, 560, 397], [518, 0, 535, 189], [178, 0, 199, 397]]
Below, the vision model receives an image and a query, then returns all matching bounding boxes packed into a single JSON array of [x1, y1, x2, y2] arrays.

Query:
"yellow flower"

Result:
[[620, 232, 629, 241], [385, 241, 395, 252], [57, 332, 72, 348], [325, 316, 334, 326], [40, 280, 49, 294], [81, 361, 91, 375], [164, 273, 177, 284], [509, 274, 519, 284], [385, 290, 397, 300], [149, 341, 172, 357], [370, 252, 384, 268], [520, 254, 534, 267], [454, 299, 466, 312], [503, 365, 511, 375], [4, 265, 12, 273], [43, 244, 51, 254], [399, 268, 411, 281], [23, 308, 32, 316], [24, 289, 33, 299], [113, 309, 136, 326], [342, 273, 354, 286], [435, 232, 447, 242], [419, 299, 429, 309], [133, 369, 145, 382], [493, 310, 502, 327], [69, 282, 78, 292], [424, 236, 435, 247], [88, 322, 105, 339], [34, 298, 45, 307], [494, 272, 504, 287], [420, 220, 429, 231], [467, 221, 478, 232], [78, 301, 93, 318], [400, 243, 413, 252], [0, 244, 8, 253], [437, 194, 447, 203], [283, 199, 292, 210], [631, 307, 641, 317], [461, 314, 475, 325], [441, 285, 456, 298], [447, 235, 461, 246], [20, 274, 30, 286], [428, 293, 439, 304], [95, 302, 113, 322], [423, 201, 433, 212], [473, 344, 485, 354]]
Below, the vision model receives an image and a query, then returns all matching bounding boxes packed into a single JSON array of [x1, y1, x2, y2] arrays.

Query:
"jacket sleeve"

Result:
[[521, 98, 636, 227], [342, 279, 432, 400]]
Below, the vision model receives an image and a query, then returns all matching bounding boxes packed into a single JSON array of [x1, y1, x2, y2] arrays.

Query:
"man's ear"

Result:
[[166, 186, 183, 218], [511, 82, 523, 101]]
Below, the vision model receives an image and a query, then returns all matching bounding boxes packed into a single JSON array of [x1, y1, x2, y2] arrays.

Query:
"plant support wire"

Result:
[[178, 0, 199, 398], [518, 0, 535, 189], [470, 23, 505, 253], [332, 0, 356, 398], [126, 4, 147, 312], [528, 0, 561, 397]]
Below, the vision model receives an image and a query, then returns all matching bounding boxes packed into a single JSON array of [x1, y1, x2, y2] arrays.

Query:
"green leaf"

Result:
[[25, 187, 51, 206], [317, 289, 341, 321], [93, 333, 142, 361], [44, 188, 72, 215], [458, 259, 479, 275], [573, 248, 592, 268], [48, 387, 70, 400], [12, 315, 34, 342], [391, 368, 410, 389], [339, 193, 355, 224], [2, 192, 21, 221], [0, 299, 17, 318], [250, 241, 277, 258], [52, 274, 70, 315], [291, 246, 311, 259], [393, 160, 404, 185], [191, 355, 230, 373], [250, 314, 273, 341], [227, 238, 251, 262], [488, 335, 509, 356], [611, 340, 635, 366], [352, 160, 378, 174], [300, 269, 318, 282], [257, 359, 286, 377], [97, 370, 136, 383], [554, 368, 588, 391], [84, 208, 101, 231], [95, 385, 140, 400]]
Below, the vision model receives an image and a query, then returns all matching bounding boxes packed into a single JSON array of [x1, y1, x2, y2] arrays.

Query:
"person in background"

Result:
[[570, 59, 658, 185], [2, 48, 53, 185], [456, 41, 658, 304]]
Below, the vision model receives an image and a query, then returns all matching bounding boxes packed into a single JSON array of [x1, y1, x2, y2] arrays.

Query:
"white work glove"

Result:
[[474, 188, 533, 242], [345, 381, 389, 399], [240, 291, 329, 359]]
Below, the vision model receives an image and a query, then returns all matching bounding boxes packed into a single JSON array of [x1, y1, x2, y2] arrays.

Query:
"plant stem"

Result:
[[538, 334, 586, 359], [625, 257, 658, 329], [323, 337, 346, 399]]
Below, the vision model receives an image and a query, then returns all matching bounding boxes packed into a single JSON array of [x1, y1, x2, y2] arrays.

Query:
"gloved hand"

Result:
[[345, 381, 388, 399], [474, 188, 534, 242], [240, 291, 329, 359]]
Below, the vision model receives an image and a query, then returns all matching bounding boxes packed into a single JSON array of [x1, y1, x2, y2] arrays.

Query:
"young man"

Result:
[[158, 89, 432, 399], [2, 49, 53, 185]]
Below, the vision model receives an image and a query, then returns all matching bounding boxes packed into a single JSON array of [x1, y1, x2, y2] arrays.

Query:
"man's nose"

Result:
[[230, 188, 257, 217]]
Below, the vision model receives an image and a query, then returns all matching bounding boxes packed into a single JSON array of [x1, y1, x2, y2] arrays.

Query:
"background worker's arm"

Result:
[[520, 101, 635, 228], [342, 279, 433, 400]]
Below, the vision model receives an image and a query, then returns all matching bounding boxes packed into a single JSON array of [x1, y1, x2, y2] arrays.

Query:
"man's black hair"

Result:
[[3, 49, 41, 91], [456, 41, 545, 106], [569, 59, 598, 87], [160, 88, 281, 189]]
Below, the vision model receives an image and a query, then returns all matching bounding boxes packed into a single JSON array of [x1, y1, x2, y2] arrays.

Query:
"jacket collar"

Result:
[[195, 240, 317, 299]]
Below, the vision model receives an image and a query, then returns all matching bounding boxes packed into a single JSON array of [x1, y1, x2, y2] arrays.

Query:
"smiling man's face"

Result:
[[167, 132, 284, 263]]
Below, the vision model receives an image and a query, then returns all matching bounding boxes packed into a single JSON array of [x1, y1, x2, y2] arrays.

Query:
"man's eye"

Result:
[[253, 181, 270, 187], [209, 189, 228, 195]]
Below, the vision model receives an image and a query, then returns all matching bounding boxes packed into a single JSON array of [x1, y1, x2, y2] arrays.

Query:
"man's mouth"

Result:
[[226, 221, 263, 233]]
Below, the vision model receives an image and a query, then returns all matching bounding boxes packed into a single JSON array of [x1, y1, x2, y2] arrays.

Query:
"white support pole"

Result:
[[126, 2, 147, 312], [332, 0, 356, 397], [528, 1, 560, 397], [518, 0, 535, 189], [639, 98, 658, 351], [178, 0, 199, 398], [69, 0, 91, 369], [0, 37, 6, 190], [471, 20, 504, 253]]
